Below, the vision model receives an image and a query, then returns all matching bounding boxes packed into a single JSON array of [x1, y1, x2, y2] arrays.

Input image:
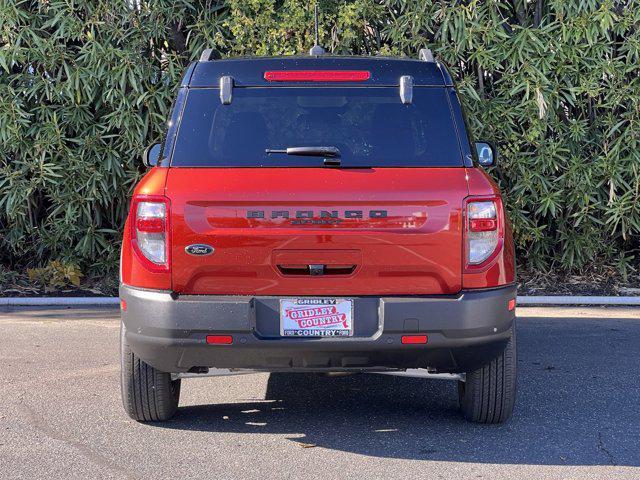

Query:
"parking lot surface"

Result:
[[1, 306, 639, 479]]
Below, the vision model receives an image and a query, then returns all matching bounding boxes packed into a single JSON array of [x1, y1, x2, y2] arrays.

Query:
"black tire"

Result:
[[458, 324, 517, 424], [120, 324, 181, 422]]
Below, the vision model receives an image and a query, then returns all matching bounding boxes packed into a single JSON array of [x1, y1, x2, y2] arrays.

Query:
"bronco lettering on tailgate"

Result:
[[247, 209, 387, 225]]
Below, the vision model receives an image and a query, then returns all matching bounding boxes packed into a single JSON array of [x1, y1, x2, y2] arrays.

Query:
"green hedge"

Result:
[[1, 0, 639, 278]]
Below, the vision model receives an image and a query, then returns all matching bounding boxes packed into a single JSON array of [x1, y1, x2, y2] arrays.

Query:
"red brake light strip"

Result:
[[264, 70, 371, 82]]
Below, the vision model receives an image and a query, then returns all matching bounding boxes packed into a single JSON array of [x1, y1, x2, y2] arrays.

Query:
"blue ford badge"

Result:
[[185, 244, 214, 256]]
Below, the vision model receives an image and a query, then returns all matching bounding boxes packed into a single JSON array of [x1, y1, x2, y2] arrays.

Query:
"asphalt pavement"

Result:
[[0, 306, 639, 479]]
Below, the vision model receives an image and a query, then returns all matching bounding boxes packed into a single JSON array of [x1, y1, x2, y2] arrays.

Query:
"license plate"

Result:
[[280, 298, 353, 337]]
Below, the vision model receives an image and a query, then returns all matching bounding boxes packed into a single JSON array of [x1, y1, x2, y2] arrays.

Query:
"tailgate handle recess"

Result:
[[277, 264, 356, 276]]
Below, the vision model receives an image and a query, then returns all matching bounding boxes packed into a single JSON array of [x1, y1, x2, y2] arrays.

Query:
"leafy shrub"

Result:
[[1, 0, 638, 277], [27, 260, 83, 289]]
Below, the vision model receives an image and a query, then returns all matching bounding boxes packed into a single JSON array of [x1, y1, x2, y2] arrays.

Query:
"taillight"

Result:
[[465, 197, 503, 268], [130, 195, 170, 273]]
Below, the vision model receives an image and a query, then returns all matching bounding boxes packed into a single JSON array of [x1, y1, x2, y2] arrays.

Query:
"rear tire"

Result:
[[458, 324, 517, 424], [120, 324, 181, 422]]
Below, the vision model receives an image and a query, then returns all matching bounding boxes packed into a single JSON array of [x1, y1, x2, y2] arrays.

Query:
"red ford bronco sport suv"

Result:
[[120, 48, 517, 424]]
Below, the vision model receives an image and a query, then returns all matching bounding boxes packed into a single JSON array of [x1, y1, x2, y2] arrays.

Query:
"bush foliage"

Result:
[[1, 0, 639, 277]]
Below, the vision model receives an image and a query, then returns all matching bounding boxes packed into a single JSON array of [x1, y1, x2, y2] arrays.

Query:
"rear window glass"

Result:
[[171, 87, 462, 167]]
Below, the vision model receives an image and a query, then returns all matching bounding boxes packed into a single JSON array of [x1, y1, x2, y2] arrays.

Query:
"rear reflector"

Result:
[[508, 298, 516, 311], [264, 70, 371, 82], [120, 299, 127, 311], [206, 335, 233, 345], [401, 335, 428, 344]]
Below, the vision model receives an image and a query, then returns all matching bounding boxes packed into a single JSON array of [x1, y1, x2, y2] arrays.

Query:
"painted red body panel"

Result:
[[165, 168, 468, 296], [121, 166, 516, 294], [462, 168, 516, 289], [120, 168, 171, 290]]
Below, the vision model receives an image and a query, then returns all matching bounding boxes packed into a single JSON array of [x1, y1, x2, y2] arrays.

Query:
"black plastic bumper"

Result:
[[120, 284, 517, 374]]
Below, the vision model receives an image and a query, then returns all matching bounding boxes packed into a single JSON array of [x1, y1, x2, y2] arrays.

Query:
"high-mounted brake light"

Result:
[[465, 197, 503, 269], [263, 70, 371, 82], [130, 195, 170, 273]]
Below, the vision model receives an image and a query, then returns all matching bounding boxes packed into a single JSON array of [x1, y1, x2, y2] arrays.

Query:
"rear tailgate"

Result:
[[167, 167, 467, 295]]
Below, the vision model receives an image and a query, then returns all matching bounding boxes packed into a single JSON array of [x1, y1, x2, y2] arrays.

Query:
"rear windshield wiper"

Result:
[[265, 146, 341, 158]]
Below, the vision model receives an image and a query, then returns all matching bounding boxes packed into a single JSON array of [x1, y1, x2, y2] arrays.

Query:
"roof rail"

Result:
[[199, 48, 220, 62], [419, 48, 435, 63]]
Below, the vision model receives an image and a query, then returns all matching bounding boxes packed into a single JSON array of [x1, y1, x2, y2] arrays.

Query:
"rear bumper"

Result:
[[120, 284, 516, 374]]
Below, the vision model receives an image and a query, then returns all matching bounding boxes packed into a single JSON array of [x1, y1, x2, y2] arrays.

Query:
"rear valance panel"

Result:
[[189, 57, 446, 87]]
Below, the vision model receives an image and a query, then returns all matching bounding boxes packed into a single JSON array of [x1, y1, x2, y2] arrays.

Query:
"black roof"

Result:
[[181, 55, 453, 88]]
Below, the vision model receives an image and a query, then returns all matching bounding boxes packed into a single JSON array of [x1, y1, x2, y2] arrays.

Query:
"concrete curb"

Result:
[[517, 296, 640, 306], [0, 297, 121, 306], [1, 295, 640, 307]]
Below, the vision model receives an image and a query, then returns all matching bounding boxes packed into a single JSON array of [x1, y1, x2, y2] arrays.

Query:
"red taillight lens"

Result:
[[130, 195, 170, 273], [263, 70, 371, 82], [465, 198, 503, 268], [136, 217, 165, 233], [469, 218, 497, 232]]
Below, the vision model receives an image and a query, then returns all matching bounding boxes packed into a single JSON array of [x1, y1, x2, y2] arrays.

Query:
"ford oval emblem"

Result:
[[185, 244, 214, 256]]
